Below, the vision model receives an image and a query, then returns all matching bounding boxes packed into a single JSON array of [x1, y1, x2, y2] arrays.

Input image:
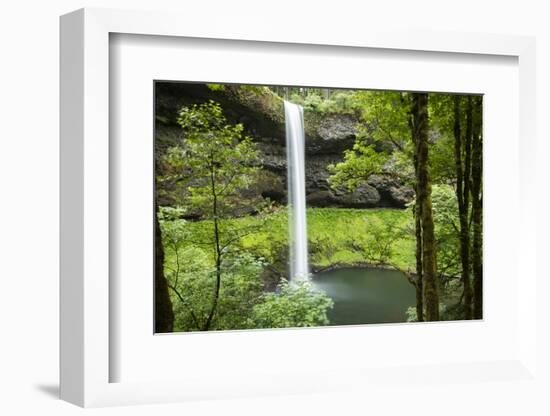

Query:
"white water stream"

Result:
[[284, 101, 309, 282]]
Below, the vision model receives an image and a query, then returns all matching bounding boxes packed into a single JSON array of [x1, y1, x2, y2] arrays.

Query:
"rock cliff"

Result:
[[155, 82, 413, 209]]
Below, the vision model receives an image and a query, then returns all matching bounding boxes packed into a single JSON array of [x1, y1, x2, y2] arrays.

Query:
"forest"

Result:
[[154, 82, 483, 333]]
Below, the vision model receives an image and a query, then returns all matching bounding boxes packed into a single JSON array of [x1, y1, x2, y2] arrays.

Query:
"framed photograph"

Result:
[[151, 80, 484, 334], [60, 8, 537, 407]]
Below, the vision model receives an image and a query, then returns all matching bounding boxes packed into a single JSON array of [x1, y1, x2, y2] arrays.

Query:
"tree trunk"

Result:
[[453, 96, 473, 319], [471, 97, 483, 319], [155, 203, 174, 333], [414, 208, 424, 321], [413, 153, 424, 322], [203, 165, 222, 331], [412, 93, 439, 321], [409, 96, 424, 323], [203, 216, 222, 331]]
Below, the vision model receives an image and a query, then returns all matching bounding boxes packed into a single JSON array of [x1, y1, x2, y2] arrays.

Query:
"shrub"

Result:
[[250, 280, 333, 328]]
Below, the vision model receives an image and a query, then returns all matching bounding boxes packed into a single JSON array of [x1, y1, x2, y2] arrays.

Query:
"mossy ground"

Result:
[[170, 207, 415, 273]]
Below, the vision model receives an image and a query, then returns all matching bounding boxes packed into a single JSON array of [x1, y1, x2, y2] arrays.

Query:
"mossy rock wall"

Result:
[[155, 83, 413, 208]]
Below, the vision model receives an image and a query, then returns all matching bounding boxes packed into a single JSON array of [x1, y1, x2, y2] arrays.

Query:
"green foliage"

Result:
[[288, 90, 359, 115], [431, 184, 459, 230], [210, 252, 266, 330], [206, 83, 226, 92], [250, 280, 333, 328], [289, 92, 321, 111], [237, 209, 290, 275], [169, 249, 265, 331], [159, 101, 275, 331], [169, 100, 269, 263], [404, 184, 461, 278], [160, 207, 420, 331], [428, 93, 459, 183], [198, 208, 418, 272], [326, 91, 464, 193], [327, 143, 389, 191], [327, 91, 415, 192], [430, 184, 461, 277], [160, 207, 266, 331], [157, 100, 263, 213], [306, 208, 415, 270], [405, 306, 418, 322], [242, 207, 416, 272], [160, 209, 336, 331], [429, 134, 456, 183], [352, 91, 412, 152], [239, 85, 269, 95], [308, 235, 338, 266], [323, 91, 359, 114], [438, 278, 467, 320], [158, 205, 187, 221], [344, 214, 409, 266], [173, 100, 260, 216]]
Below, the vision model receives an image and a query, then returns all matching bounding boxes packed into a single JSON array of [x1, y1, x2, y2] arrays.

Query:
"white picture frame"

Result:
[[60, 7, 538, 407]]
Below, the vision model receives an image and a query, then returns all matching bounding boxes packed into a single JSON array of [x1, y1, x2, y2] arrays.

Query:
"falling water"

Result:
[[284, 101, 309, 282]]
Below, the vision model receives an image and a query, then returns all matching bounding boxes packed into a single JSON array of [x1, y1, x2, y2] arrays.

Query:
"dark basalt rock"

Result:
[[334, 183, 381, 208], [306, 113, 357, 155], [366, 175, 415, 208]]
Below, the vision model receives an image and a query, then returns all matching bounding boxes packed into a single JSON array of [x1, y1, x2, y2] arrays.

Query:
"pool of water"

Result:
[[311, 267, 416, 325]]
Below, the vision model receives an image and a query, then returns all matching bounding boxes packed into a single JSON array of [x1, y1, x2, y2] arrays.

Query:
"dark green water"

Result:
[[311, 267, 416, 325]]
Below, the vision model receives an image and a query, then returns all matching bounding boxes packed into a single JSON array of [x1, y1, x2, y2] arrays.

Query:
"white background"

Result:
[[1, 0, 549, 415]]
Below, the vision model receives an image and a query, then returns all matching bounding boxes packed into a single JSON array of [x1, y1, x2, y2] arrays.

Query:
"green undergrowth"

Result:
[[305, 208, 415, 270], [166, 207, 416, 274]]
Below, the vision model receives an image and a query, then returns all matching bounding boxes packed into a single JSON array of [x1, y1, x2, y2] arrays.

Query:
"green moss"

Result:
[[305, 208, 415, 270], [166, 207, 416, 273]]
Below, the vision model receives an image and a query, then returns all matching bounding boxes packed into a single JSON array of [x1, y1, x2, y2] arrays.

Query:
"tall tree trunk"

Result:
[[414, 206, 424, 321], [408, 94, 424, 323], [155, 203, 174, 333], [203, 215, 222, 331], [454, 96, 473, 319], [203, 164, 222, 331], [412, 144, 424, 322], [471, 97, 483, 319], [412, 93, 439, 321]]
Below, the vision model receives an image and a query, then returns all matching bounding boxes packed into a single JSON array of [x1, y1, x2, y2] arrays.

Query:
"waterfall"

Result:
[[284, 101, 309, 282]]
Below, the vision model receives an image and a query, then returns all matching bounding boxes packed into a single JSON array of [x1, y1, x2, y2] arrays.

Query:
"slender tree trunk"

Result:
[[412, 93, 439, 321], [413, 155, 424, 322], [454, 96, 473, 319], [408, 95, 424, 323], [414, 208, 424, 322], [203, 215, 222, 331], [203, 164, 222, 331], [155, 202, 174, 333], [471, 97, 483, 319]]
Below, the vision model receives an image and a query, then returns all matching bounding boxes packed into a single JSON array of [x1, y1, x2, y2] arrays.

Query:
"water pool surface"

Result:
[[311, 267, 416, 325]]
